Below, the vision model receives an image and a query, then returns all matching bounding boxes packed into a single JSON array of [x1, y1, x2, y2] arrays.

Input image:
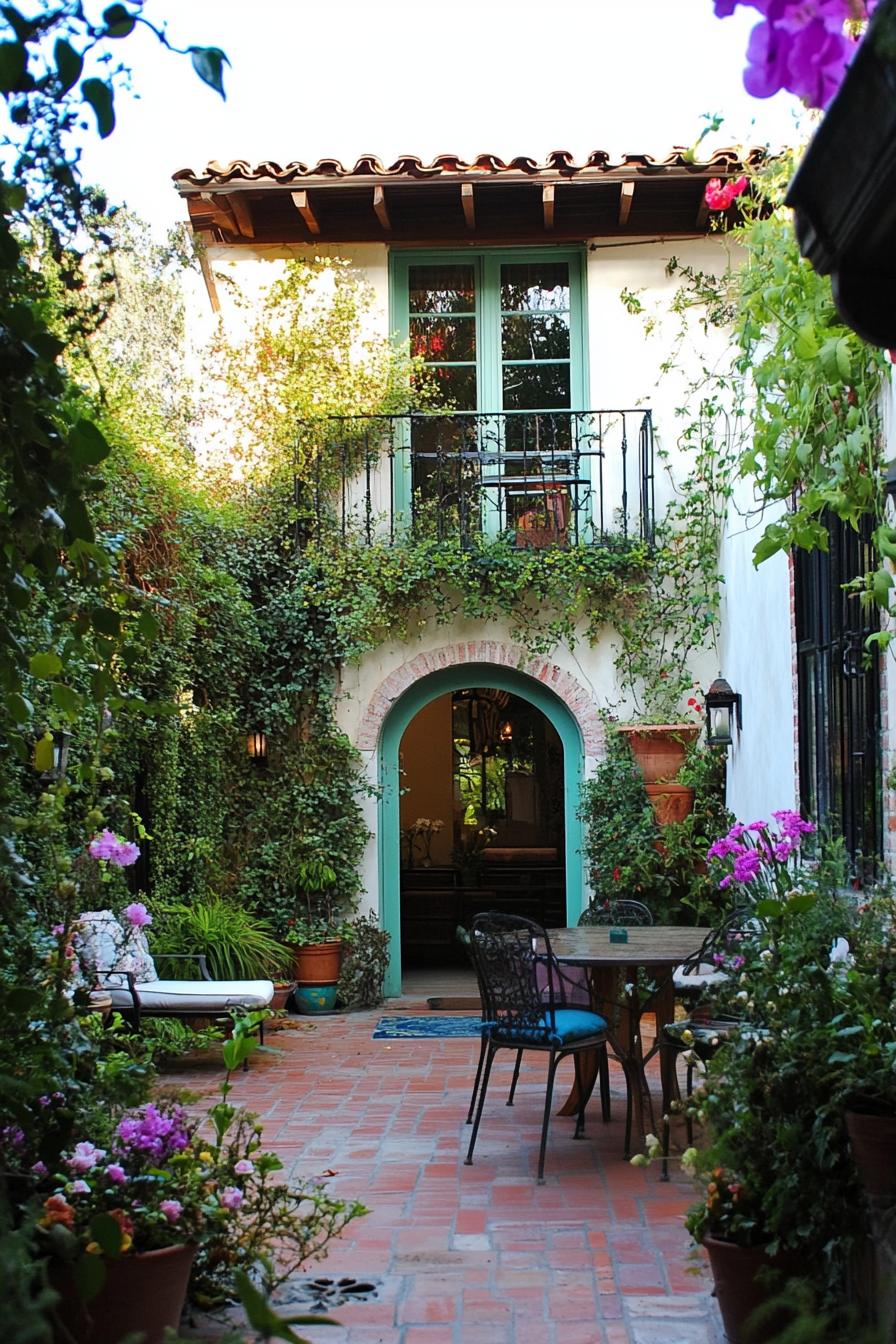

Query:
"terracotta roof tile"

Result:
[[172, 147, 766, 188]]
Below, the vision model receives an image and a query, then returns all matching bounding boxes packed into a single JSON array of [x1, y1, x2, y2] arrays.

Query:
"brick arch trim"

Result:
[[357, 641, 604, 756]]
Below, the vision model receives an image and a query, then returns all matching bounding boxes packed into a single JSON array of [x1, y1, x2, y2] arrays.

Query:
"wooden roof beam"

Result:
[[373, 185, 391, 232], [542, 182, 555, 231], [192, 230, 221, 314], [461, 182, 475, 231], [291, 190, 321, 235], [199, 192, 239, 234], [618, 181, 635, 228], [222, 191, 255, 239]]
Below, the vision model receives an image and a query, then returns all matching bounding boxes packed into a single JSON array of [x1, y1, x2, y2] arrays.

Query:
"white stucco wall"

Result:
[[719, 489, 798, 823]]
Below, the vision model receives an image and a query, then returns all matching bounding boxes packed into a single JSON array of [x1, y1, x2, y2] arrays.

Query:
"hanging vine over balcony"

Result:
[[292, 409, 654, 551]]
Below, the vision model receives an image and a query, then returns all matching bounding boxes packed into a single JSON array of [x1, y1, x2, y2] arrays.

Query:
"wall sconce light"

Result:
[[705, 677, 742, 747], [246, 730, 268, 764], [499, 719, 513, 743], [40, 728, 72, 781]]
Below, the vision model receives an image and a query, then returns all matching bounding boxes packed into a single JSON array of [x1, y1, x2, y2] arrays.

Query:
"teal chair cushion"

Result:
[[491, 1007, 608, 1047]]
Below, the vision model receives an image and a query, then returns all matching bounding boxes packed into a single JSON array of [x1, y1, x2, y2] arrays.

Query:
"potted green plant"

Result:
[[451, 825, 497, 888], [283, 858, 350, 1013], [645, 822, 876, 1337]]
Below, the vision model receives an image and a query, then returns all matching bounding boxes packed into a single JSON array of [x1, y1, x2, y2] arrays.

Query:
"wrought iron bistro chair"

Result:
[[660, 912, 754, 1177], [578, 899, 654, 928], [464, 912, 611, 1183]]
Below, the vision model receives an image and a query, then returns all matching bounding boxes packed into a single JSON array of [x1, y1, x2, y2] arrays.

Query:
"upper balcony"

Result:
[[295, 409, 654, 550]]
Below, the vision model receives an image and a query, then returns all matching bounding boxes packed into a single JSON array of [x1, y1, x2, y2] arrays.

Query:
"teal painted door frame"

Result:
[[377, 662, 586, 997]]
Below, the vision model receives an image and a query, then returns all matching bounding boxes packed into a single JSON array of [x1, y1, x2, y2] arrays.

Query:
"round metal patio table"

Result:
[[547, 925, 711, 1157]]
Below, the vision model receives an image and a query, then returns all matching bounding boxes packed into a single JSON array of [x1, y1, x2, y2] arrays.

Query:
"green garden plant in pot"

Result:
[[284, 858, 348, 1013], [651, 817, 874, 1339]]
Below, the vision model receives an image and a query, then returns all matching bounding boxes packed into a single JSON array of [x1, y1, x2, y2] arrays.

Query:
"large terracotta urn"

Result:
[[616, 723, 701, 784]]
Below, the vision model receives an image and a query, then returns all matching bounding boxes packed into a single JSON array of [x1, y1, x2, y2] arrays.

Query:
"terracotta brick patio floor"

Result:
[[164, 998, 725, 1344]]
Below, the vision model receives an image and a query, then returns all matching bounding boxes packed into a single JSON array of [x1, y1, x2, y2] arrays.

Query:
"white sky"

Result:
[[72, 0, 808, 235]]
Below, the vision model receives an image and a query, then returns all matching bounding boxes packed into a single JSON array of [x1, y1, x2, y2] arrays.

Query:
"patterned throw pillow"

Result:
[[73, 910, 157, 986]]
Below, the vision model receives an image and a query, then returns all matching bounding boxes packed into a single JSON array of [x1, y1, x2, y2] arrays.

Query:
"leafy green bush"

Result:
[[150, 898, 291, 981]]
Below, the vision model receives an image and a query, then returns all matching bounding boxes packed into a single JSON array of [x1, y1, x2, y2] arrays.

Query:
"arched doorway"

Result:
[[378, 663, 586, 996]]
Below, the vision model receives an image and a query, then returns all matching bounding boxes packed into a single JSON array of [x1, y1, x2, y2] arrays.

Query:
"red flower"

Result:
[[704, 175, 749, 211], [612, 866, 621, 882]]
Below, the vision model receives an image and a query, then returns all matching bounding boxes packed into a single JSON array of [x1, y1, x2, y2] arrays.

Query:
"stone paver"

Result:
[[164, 1003, 724, 1343]]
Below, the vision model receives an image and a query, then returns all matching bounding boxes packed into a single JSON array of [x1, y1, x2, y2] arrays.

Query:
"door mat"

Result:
[[426, 995, 482, 1011], [373, 1015, 482, 1039]]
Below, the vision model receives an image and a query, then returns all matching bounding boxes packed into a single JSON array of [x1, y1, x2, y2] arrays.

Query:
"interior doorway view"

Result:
[[399, 687, 565, 968]]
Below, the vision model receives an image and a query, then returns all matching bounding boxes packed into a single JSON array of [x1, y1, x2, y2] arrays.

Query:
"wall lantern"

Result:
[[498, 719, 513, 743], [41, 728, 72, 782], [705, 677, 742, 747], [246, 730, 268, 764]]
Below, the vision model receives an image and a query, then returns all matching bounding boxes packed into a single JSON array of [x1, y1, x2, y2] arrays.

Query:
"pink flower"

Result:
[[234, 1159, 254, 1175], [704, 175, 749, 211], [220, 1186, 243, 1210], [88, 829, 120, 861], [122, 902, 151, 927], [69, 1179, 91, 1194], [105, 1164, 126, 1184], [31, 1161, 48, 1177], [66, 1141, 106, 1174], [160, 1199, 183, 1223], [113, 843, 140, 869]]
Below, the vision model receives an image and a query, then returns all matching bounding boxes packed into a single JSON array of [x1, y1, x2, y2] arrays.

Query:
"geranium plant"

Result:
[[36, 1016, 366, 1312], [706, 809, 817, 904]]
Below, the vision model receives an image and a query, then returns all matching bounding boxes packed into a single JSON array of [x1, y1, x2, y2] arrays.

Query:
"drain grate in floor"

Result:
[[276, 1275, 380, 1313]]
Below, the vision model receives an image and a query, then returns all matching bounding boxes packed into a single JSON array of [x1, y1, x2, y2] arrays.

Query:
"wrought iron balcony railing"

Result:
[[294, 409, 654, 549]]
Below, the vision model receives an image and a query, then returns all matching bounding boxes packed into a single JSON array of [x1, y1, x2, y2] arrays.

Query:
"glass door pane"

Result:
[[408, 263, 480, 538], [499, 261, 573, 543]]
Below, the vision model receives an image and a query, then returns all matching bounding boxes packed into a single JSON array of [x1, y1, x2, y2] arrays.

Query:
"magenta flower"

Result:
[[220, 1186, 243, 1211], [88, 830, 141, 868], [160, 1199, 183, 1223], [88, 829, 120, 861], [31, 1161, 48, 1177], [117, 1103, 191, 1163], [105, 1163, 126, 1184], [123, 902, 152, 927]]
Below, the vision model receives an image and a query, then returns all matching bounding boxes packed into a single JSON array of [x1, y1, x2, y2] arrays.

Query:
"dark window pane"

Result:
[[504, 412, 573, 456], [409, 264, 476, 314], [411, 414, 479, 459], [503, 363, 570, 410], [425, 364, 478, 410], [502, 313, 570, 361], [501, 262, 569, 312], [410, 315, 475, 362]]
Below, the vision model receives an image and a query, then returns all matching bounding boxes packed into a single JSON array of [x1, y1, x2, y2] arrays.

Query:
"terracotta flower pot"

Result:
[[292, 939, 343, 985], [616, 723, 700, 783], [645, 782, 695, 827], [51, 1243, 195, 1344], [703, 1236, 799, 1344], [845, 1109, 896, 1199]]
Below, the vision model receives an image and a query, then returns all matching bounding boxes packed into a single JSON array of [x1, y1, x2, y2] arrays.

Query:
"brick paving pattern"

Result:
[[165, 1001, 725, 1344]]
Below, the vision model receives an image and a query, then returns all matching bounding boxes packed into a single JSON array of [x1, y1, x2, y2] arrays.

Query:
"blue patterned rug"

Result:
[[372, 1015, 482, 1039]]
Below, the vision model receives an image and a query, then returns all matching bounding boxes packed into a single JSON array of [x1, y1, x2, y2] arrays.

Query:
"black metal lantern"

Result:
[[41, 728, 72, 781], [246, 730, 268, 764], [705, 677, 742, 747]]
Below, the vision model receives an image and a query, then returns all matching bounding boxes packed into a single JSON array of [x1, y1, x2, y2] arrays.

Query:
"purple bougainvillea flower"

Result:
[[123, 902, 151, 927]]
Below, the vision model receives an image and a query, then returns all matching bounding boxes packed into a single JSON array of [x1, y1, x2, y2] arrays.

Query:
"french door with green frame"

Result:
[[390, 247, 589, 540]]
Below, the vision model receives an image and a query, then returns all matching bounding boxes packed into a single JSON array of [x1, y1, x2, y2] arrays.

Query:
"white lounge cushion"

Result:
[[673, 962, 729, 993], [106, 978, 274, 1013]]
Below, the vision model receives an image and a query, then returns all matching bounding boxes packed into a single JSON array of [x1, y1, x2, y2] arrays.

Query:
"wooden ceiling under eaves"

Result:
[[172, 149, 767, 247]]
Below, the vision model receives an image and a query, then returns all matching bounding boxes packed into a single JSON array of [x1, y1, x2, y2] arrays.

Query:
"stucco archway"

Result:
[[374, 649, 602, 996], [359, 639, 605, 757]]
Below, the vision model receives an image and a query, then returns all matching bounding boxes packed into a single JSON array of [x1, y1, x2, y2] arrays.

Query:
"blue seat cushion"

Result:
[[490, 1008, 608, 1048]]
